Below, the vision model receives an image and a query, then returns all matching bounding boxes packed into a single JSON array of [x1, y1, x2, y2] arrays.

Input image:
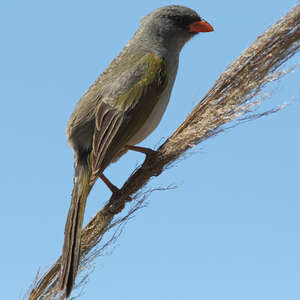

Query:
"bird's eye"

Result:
[[174, 16, 182, 24]]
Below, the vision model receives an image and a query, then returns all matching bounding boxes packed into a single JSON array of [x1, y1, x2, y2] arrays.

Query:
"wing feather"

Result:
[[91, 53, 168, 176], [92, 104, 124, 172]]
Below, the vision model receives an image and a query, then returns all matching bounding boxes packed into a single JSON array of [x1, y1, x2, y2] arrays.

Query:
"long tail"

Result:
[[59, 157, 94, 298]]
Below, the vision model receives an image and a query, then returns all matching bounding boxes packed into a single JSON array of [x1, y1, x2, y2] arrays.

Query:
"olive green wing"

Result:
[[91, 53, 168, 176]]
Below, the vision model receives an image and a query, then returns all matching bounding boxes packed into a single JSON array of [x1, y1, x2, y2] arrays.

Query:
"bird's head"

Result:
[[139, 5, 214, 50]]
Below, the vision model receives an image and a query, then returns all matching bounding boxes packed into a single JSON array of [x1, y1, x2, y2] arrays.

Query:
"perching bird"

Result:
[[59, 5, 213, 297]]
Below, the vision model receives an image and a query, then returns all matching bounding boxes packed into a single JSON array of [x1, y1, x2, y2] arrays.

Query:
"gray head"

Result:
[[137, 5, 213, 52]]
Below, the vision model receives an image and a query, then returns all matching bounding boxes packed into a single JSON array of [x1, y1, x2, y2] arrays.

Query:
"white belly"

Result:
[[127, 90, 170, 145], [128, 58, 178, 146]]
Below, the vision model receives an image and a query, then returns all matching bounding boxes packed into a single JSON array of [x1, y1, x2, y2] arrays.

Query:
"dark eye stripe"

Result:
[[169, 14, 201, 26]]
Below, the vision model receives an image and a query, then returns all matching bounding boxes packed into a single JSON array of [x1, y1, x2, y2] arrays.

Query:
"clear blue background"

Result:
[[1, 1, 299, 299]]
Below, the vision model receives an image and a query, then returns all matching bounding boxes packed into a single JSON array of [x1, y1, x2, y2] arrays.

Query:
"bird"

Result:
[[59, 5, 213, 298]]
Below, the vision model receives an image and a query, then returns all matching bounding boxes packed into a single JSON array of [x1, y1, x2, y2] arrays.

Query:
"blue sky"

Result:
[[1, 1, 299, 299]]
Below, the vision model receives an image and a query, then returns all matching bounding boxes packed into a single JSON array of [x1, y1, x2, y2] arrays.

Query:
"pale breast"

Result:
[[128, 56, 179, 146]]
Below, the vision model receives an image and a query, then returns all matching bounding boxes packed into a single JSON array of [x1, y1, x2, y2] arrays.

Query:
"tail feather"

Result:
[[59, 159, 93, 297]]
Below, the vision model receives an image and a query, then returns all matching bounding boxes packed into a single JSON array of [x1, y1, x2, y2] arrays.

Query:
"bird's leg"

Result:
[[99, 173, 132, 213], [99, 174, 119, 194], [99, 173, 132, 200], [124, 145, 162, 176], [124, 145, 156, 158], [99, 145, 157, 200]]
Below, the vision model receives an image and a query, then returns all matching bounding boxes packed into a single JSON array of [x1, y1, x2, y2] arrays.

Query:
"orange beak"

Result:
[[189, 20, 214, 33]]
